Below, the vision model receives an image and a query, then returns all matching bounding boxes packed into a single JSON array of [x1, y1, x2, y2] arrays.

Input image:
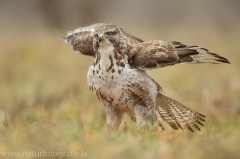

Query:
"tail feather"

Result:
[[171, 41, 230, 64], [156, 92, 206, 132], [157, 106, 183, 130]]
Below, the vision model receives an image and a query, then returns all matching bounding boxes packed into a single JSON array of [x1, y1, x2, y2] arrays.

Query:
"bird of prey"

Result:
[[60, 23, 230, 132]]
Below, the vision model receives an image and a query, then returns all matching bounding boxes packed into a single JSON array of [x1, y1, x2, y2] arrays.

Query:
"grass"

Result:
[[0, 32, 239, 159]]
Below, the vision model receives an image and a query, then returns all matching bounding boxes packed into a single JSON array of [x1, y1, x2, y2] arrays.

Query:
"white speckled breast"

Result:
[[87, 42, 159, 115]]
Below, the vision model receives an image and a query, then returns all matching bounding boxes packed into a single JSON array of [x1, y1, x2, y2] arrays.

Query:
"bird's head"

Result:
[[93, 24, 122, 49]]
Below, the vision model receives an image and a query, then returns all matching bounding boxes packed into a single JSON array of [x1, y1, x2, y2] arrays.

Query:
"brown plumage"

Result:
[[128, 40, 230, 69], [60, 23, 230, 132]]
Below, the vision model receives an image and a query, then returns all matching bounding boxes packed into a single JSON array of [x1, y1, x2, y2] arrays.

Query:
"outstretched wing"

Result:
[[128, 40, 230, 70], [60, 23, 106, 56]]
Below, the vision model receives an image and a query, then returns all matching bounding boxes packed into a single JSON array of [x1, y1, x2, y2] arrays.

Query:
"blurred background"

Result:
[[0, 0, 240, 159]]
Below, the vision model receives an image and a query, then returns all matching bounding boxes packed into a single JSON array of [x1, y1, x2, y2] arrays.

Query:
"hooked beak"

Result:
[[98, 33, 104, 42]]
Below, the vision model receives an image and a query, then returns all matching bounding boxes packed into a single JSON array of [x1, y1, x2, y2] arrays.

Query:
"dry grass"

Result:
[[0, 33, 239, 159]]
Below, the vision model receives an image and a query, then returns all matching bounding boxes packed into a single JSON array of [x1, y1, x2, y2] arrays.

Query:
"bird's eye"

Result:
[[105, 31, 115, 36]]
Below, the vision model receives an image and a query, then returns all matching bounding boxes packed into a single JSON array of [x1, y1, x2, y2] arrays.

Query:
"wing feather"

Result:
[[128, 40, 179, 69], [128, 40, 230, 70], [60, 23, 107, 56]]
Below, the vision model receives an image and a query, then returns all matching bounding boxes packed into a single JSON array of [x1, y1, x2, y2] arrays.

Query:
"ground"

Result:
[[0, 33, 239, 159]]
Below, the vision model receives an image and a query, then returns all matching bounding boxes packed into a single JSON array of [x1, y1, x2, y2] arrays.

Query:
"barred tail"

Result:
[[156, 92, 206, 132]]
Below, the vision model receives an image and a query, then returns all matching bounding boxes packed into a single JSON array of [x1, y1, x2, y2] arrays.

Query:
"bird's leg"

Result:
[[105, 105, 123, 131], [134, 105, 155, 130]]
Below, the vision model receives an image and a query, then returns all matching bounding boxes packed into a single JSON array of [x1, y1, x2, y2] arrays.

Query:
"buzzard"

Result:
[[60, 23, 230, 132]]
